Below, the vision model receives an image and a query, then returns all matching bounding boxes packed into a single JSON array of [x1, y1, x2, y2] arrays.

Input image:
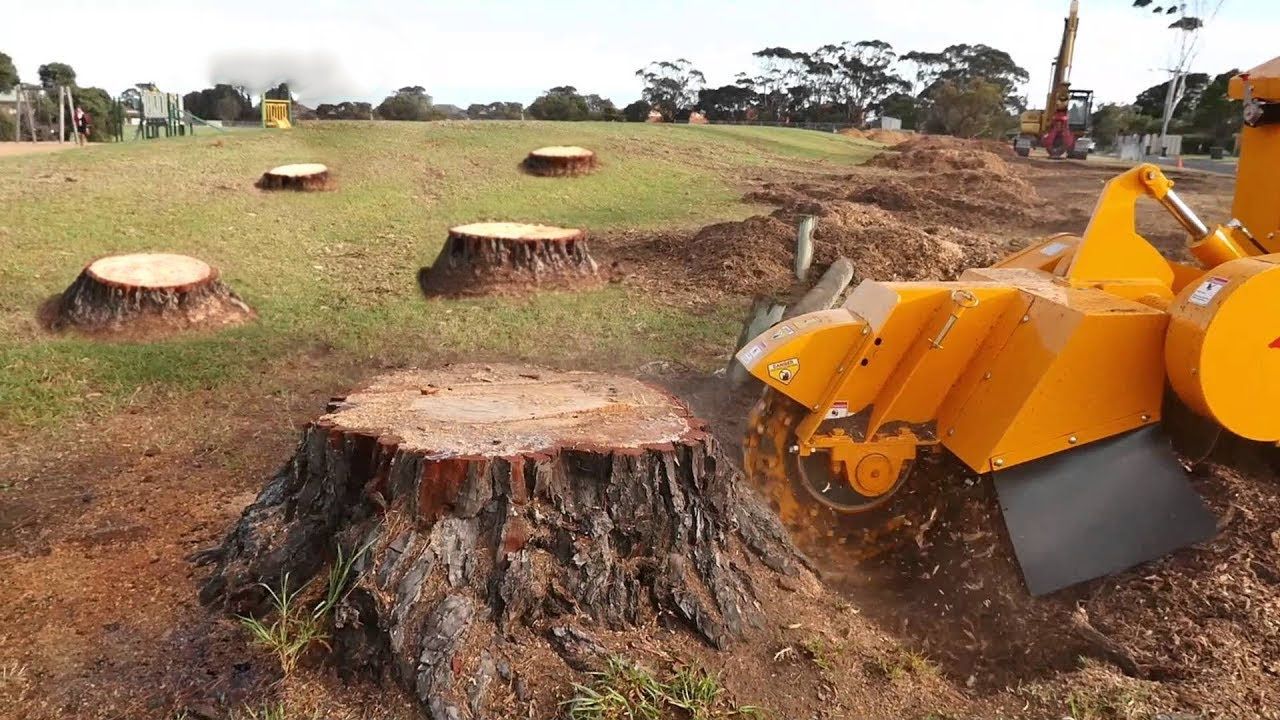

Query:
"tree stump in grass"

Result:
[[197, 363, 808, 718], [49, 253, 253, 335], [522, 146, 597, 176], [256, 163, 331, 191], [418, 222, 601, 296]]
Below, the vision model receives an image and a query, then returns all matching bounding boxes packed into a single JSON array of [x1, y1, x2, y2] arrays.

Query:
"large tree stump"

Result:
[[522, 146, 597, 176], [417, 222, 602, 296], [197, 364, 807, 718], [48, 253, 254, 335], [256, 163, 331, 191]]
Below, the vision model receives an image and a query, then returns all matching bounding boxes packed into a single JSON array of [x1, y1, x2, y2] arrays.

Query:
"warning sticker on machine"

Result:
[[769, 325, 795, 340], [826, 401, 850, 419], [767, 358, 799, 385], [740, 344, 765, 363], [1039, 241, 1069, 256], [1188, 276, 1230, 307]]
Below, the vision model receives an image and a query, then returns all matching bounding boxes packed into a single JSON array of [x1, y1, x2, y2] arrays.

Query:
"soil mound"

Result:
[[839, 128, 915, 145], [869, 147, 1010, 174], [639, 198, 1002, 298], [891, 134, 1015, 157]]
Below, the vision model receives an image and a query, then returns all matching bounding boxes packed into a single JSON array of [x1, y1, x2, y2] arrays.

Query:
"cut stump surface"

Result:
[[49, 253, 253, 336], [197, 363, 809, 718], [257, 163, 331, 191], [418, 222, 601, 296], [523, 146, 598, 176]]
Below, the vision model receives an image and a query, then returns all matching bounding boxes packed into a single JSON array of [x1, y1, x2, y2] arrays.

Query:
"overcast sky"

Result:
[[5, 0, 1274, 108]]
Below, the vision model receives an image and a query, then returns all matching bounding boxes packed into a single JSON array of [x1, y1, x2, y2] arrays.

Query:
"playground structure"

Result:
[[136, 90, 189, 139], [262, 97, 292, 129], [13, 84, 85, 144]]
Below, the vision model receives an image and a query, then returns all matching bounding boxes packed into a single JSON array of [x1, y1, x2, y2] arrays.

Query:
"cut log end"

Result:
[[256, 163, 331, 191], [48, 253, 254, 336], [523, 146, 598, 176], [198, 363, 809, 718], [419, 222, 602, 297]]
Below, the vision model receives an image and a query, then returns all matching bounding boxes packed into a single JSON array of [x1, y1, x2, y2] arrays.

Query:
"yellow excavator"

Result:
[[1015, 0, 1094, 159], [738, 58, 1280, 595]]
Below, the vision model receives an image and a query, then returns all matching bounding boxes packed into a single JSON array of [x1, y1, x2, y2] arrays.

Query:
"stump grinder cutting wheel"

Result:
[[739, 59, 1280, 595]]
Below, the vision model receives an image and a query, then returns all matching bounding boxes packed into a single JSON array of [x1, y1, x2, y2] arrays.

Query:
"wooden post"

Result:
[[794, 215, 816, 281], [14, 87, 21, 142], [58, 86, 65, 144], [782, 257, 855, 321]]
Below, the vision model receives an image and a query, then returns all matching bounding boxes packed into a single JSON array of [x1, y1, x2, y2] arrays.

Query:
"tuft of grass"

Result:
[[866, 647, 936, 681], [800, 636, 835, 672], [238, 540, 369, 676], [563, 657, 766, 720], [1063, 686, 1151, 720]]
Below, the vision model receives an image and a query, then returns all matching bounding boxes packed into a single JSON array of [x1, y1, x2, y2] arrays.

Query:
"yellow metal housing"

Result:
[[1166, 255, 1280, 441], [1229, 58, 1280, 252], [735, 154, 1280, 506]]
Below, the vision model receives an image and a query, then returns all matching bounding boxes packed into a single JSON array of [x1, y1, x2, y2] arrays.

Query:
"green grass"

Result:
[[0, 121, 878, 428], [563, 657, 765, 720]]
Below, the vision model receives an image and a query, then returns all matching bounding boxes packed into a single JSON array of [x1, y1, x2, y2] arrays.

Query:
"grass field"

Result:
[[0, 121, 879, 429]]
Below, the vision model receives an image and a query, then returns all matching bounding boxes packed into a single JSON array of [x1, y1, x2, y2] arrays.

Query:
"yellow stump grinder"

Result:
[[738, 59, 1280, 595]]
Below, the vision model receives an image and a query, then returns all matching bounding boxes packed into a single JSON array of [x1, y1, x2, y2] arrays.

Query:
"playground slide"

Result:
[[183, 112, 227, 131]]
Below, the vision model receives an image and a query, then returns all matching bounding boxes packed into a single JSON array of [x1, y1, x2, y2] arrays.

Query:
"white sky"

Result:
[[4, 0, 1275, 108]]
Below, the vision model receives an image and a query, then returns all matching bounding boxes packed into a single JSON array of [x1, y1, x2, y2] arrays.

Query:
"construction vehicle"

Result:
[[1015, 0, 1094, 159], [737, 58, 1280, 596]]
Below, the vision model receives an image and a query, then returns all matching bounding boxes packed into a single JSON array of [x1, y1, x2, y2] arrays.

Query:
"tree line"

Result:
[[3, 43, 1243, 148], [1091, 69, 1241, 152]]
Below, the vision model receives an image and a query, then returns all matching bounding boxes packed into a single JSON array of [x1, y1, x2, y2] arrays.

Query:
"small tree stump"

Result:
[[49, 253, 253, 335], [522, 146, 597, 176], [197, 364, 807, 718], [256, 163, 331, 191], [418, 222, 602, 296]]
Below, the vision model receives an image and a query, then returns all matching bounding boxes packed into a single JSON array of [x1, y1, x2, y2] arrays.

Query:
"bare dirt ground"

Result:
[[3, 137, 1270, 720], [0, 141, 87, 158]]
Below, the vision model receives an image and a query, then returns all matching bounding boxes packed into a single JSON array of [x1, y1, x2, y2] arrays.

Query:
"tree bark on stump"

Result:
[[418, 222, 602, 297], [256, 163, 331, 191], [197, 364, 807, 719], [48, 253, 253, 335], [522, 146, 597, 176]]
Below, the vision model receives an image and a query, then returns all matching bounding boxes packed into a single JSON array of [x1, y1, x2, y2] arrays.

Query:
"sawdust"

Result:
[[840, 128, 915, 145]]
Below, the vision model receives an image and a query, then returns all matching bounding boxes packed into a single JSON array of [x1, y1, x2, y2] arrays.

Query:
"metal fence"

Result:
[[703, 119, 857, 134]]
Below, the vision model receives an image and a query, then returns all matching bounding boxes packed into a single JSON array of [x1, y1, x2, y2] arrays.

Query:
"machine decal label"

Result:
[[1040, 241, 1069, 256], [769, 325, 795, 340], [1270, 336, 1280, 349], [742, 344, 765, 362], [767, 358, 799, 385], [826, 401, 850, 419], [1188, 276, 1229, 307]]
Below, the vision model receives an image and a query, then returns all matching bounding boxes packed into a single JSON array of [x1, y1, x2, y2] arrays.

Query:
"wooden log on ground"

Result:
[[418, 222, 602, 297], [256, 162, 331, 191], [48, 253, 253, 335], [196, 363, 809, 718], [522, 146, 597, 176], [781, 257, 855, 321]]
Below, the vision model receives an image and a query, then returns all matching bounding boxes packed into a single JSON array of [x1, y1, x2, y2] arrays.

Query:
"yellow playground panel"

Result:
[[262, 98, 292, 129]]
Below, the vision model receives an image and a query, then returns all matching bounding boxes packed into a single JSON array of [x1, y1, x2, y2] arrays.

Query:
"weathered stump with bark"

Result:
[[256, 163, 331, 191], [197, 364, 807, 718], [49, 253, 254, 335], [418, 222, 602, 296], [522, 146, 598, 176]]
